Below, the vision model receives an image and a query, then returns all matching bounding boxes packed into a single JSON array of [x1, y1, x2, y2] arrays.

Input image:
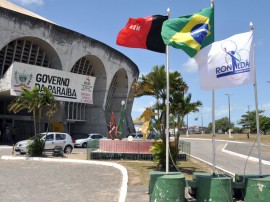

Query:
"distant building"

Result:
[[133, 121, 143, 132], [0, 0, 139, 140]]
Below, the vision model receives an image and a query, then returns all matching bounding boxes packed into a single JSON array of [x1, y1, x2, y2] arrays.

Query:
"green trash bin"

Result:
[[150, 173, 186, 202], [245, 176, 270, 202], [234, 174, 270, 200], [196, 173, 233, 202], [148, 171, 180, 195]]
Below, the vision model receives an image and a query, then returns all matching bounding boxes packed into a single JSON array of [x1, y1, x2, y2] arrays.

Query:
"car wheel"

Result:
[[82, 142, 87, 148], [20, 152, 26, 155], [64, 145, 73, 154]]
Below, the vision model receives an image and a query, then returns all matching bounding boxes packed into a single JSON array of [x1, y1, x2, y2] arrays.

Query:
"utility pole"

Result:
[[200, 106, 204, 134], [225, 94, 232, 138], [225, 94, 232, 129], [247, 105, 250, 138]]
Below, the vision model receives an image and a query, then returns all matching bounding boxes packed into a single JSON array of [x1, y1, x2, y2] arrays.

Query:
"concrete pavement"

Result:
[[0, 146, 150, 202], [3, 138, 268, 201], [0, 156, 127, 202]]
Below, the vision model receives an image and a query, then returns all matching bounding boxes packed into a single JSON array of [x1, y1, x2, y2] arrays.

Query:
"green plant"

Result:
[[150, 140, 178, 170], [8, 86, 57, 137], [27, 137, 45, 156]]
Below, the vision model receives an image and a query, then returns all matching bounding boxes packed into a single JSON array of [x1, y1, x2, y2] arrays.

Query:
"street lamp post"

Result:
[[225, 94, 232, 137], [247, 105, 250, 138], [199, 106, 204, 134]]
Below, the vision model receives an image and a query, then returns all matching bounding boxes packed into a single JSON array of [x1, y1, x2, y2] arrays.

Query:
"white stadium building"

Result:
[[0, 0, 139, 141]]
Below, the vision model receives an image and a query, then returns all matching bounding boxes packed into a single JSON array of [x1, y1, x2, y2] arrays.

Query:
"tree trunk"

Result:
[[33, 110, 37, 137], [38, 108, 41, 134], [173, 116, 184, 163]]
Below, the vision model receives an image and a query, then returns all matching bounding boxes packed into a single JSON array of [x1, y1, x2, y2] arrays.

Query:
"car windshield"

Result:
[[77, 135, 88, 139], [88, 134, 102, 138], [128, 133, 143, 138], [40, 133, 57, 140]]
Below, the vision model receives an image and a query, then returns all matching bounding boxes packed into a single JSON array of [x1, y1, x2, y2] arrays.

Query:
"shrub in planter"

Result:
[[27, 138, 45, 156], [150, 140, 178, 170]]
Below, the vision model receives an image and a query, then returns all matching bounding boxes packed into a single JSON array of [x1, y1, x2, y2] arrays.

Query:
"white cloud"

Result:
[[131, 97, 155, 119], [215, 105, 228, 118], [261, 103, 270, 110], [255, 39, 264, 48], [181, 58, 198, 73], [11, 0, 44, 6], [201, 106, 211, 114], [132, 103, 145, 115], [261, 103, 270, 116]]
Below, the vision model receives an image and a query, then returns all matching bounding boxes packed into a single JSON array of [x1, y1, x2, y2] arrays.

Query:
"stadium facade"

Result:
[[0, 0, 139, 141]]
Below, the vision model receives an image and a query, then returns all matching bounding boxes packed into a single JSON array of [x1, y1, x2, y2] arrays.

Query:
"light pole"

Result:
[[247, 105, 251, 138], [225, 94, 232, 131], [201, 113, 204, 127], [199, 106, 204, 134]]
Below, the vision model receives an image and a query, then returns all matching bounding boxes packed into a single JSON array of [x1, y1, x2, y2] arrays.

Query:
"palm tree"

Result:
[[41, 86, 57, 133], [9, 86, 42, 136], [8, 86, 56, 137], [132, 65, 188, 134], [133, 65, 202, 168], [170, 92, 202, 161]]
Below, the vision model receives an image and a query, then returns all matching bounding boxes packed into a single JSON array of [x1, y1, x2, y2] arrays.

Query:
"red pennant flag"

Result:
[[116, 15, 168, 53], [108, 112, 118, 139]]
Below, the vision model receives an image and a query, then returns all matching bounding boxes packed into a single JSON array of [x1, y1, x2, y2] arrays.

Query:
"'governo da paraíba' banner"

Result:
[[10, 62, 96, 104]]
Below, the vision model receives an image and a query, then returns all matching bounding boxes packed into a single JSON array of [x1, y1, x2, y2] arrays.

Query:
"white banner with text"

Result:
[[10, 62, 96, 104]]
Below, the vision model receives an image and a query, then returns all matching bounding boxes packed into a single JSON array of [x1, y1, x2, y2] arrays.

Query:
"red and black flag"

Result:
[[116, 15, 168, 53]]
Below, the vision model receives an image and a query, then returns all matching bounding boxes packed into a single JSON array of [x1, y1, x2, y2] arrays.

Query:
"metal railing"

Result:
[[178, 140, 190, 160]]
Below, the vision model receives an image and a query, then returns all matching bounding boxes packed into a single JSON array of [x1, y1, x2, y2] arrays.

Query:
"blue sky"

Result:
[[9, 0, 270, 128]]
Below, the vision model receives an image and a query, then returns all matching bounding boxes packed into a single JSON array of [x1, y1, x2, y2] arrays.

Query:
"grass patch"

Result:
[[114, 161, 156, 185], [184, 133, 270, 145], [114, 133, 270, 186], [114, 158, 213, 186]]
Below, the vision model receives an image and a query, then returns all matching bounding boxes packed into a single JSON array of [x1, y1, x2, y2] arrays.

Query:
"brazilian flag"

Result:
[[161, 7, 214, 57]]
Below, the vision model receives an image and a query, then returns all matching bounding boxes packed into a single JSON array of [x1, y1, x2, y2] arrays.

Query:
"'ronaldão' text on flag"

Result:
[[195, 31, 254, 90]]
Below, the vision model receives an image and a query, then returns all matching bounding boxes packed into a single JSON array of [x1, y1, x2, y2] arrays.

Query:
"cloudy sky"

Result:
[[9, 0, 270, 128]]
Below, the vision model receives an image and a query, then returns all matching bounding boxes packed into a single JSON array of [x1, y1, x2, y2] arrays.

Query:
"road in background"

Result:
[[182, 138, 270, 175]]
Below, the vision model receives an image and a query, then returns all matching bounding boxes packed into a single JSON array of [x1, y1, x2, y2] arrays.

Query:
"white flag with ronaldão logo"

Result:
[[195, 31, 254, 90]]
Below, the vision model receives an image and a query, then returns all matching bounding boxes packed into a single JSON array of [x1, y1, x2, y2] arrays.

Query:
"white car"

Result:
[[75, 133, 105, 148], [125, 133, 143, 139], [15, 132, 74, 154]]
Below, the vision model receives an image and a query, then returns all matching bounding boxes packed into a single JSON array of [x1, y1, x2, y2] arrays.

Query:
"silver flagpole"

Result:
[[165, 7, 170, 174], [212, 90, 216, 174], [250, 22, 262, 175], [211, 0, 216, 175]]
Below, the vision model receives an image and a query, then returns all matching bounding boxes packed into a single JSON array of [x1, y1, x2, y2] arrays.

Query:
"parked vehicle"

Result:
[[15, 132, 74, 155], [125, 133, 143, 139], [74, 133, 105, 148], [147, 131, 159, 140]]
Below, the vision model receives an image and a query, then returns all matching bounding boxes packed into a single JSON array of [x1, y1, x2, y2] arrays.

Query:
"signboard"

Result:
[[10, 62, 96, 104], [53, 122, 63, 132]]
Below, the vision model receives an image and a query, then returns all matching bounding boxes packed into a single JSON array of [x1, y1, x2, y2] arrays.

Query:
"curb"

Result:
[[0, 146, 13, 149], [189, 154, 236, 177], [222, 143, 270, 166], [1, 155, 128, 202]]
